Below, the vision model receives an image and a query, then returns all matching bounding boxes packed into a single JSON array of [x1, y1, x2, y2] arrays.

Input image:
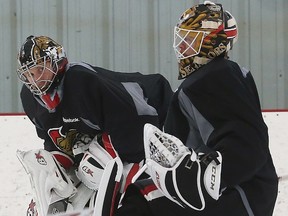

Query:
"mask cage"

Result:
[[17, 56, 59, 95], [173, 27, 208, 60]]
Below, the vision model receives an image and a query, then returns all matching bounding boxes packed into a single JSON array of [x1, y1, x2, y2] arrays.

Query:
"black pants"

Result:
[[115, 181, 188, 216], [115, 185, 154, 216], [115, 180, 255, 216]]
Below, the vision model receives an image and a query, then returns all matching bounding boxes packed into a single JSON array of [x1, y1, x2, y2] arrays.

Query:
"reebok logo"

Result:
[[62, 117, 80, 123]]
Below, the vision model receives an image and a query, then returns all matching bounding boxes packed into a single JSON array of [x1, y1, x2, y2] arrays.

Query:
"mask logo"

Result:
[[207, 43, 227, 58]]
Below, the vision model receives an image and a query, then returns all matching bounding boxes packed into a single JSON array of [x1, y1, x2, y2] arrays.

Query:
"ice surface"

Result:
[[0, 113, 287, 215]]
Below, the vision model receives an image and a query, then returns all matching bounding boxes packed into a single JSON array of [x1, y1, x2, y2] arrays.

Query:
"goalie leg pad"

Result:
[[75, 135, 124, 216], [144, 123, 222, 211], [76, 150, 106, 190], [93, 157, 123, 216], [76, 136, 123, 191], [16, 149, 76, 216]]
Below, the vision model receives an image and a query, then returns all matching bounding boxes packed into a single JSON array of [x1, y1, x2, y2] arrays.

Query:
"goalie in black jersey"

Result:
[[16, 35, 173, 215], [116, 1, 278, 216]]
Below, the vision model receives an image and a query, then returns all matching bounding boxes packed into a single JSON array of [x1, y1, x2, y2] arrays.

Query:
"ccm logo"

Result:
[[82, 166, 94, 177], [210, 165, 217, 190]]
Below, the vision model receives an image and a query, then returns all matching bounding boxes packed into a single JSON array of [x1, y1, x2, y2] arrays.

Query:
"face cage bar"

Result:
[[173, 27, 207, 60], [17, 56, 59, 95]]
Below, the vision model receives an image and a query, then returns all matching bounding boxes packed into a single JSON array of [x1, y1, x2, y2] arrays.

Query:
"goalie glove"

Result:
[[72, 133, 94, 164], [143, 123, 222, 211], [16, 149, 77, 216]]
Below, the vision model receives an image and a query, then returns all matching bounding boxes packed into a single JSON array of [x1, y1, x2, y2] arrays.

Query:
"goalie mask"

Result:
[[174, 1, 229, 79], [17, 35, 68, 95]]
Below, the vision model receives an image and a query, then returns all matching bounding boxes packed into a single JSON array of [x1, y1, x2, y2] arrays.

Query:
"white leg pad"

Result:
[[17, 149, 76, 216]]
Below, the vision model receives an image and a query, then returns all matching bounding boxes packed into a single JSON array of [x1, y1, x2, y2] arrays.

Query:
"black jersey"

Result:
[[164, 57, 278, 216], [21, 62, 172, 166]]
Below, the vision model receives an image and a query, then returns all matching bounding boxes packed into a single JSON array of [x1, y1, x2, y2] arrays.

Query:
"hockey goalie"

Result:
[[15, 35, 173, 216]]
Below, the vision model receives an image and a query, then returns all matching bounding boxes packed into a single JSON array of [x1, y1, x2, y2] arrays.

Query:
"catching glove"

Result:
[[143, 123, 222, 211]]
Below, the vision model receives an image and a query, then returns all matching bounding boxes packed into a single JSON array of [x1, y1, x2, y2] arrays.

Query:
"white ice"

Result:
[[0, 113, 287, 215]]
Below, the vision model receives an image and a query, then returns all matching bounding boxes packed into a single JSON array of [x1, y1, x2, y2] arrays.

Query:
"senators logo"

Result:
[[48, 126, 77, 156]]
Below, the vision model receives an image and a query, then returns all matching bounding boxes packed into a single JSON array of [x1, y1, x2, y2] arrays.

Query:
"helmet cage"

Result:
[[173, 27, 208, 60], [17, 36, 67, 95], [17, 55, 59, 95]]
